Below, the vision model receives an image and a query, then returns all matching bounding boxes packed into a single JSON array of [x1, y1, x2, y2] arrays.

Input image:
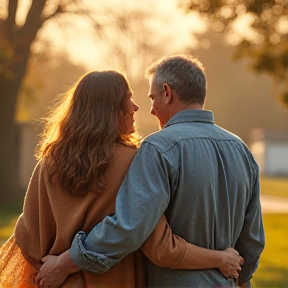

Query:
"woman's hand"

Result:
[[218, 247, 244, 281]]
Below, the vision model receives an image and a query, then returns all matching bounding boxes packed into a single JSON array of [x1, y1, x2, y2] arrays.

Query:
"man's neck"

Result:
[[183, 103, 204, 110], [169, 103, 204, 120]]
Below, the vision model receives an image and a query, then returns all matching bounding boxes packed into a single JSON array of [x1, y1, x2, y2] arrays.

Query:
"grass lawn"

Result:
[[0, 177, 288, 287], [0, 202, 22, 246], [260, 177, 288, 198], [252, 214, 288, 288]]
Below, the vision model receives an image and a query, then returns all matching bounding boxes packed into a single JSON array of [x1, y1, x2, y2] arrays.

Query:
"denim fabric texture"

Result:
[[70, 109, 265, 287]]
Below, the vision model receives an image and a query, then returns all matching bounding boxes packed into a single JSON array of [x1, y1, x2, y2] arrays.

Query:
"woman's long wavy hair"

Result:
[[35, 71, 140, 196]]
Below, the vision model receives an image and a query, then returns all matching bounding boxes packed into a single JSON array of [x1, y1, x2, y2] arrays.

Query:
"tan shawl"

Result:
[[14, 143, 187, 288]]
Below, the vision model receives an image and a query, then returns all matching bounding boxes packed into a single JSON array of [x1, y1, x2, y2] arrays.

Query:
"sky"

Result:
[[37, 0, 208, 73], [0, 0, 207, 72]]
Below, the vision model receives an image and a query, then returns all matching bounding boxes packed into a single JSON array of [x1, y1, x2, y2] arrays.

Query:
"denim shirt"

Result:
[[70, 109, 265, 287]]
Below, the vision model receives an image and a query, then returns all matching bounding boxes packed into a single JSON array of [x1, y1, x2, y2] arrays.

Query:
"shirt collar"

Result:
[[164, 109, 214, 128]]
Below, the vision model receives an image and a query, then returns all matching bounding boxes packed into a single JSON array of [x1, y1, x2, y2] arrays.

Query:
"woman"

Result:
[[0, 71, 242, 288]]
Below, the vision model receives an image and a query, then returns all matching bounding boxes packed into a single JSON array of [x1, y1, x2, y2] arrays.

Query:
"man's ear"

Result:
[[163, 83, 172, 104]]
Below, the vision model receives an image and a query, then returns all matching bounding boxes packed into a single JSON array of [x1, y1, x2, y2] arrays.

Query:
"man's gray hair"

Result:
[[146, 55, 207, 105]]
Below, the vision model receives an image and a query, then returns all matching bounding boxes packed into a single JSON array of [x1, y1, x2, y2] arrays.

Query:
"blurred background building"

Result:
[[250, 129, 288, 176]]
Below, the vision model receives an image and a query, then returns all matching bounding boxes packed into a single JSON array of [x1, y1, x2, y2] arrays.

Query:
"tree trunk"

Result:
[[0, 64, 28, 202], [0, 0, 47, 203], [0, 34, 33, 202]]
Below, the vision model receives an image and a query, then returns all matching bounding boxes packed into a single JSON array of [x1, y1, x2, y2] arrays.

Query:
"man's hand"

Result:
[[35, 255, 67, 288], [35, 250, 79, 288], [219, 248, 244, 281]]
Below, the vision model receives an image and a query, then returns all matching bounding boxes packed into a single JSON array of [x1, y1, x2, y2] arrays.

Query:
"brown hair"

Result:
[[36, 71, 139, 196]]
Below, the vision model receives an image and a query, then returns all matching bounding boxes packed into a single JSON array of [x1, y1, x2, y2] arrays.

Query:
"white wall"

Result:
[[265, 143, 288, 176]]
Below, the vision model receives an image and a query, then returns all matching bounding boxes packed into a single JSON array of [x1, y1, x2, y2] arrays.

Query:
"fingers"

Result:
[[41, 255, 55, 263], [34, 273, 41, 287], [226, 270, 239, 281], [219, 249, 245, 282], [35, 269, 47, 287], [224, 248, 244, 266], [42, 256, 49, 263], [35, 277, 50, 288], [41, 256, 49, 263], [39, 279, 49, 288], [232, 252, 244, 268], [226, 275, 238, 281], [236, 255, 244, 271]]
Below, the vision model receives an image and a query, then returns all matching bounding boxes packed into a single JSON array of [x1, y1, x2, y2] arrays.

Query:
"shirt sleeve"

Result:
[[235, 163, 265, 283], [70, 142, 171, 273]]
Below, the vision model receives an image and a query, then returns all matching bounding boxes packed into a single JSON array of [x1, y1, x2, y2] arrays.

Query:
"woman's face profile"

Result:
[[123, 90, 139, 134]]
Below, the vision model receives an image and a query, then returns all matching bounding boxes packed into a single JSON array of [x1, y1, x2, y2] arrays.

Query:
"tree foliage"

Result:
[[182, 0, 288, 107]]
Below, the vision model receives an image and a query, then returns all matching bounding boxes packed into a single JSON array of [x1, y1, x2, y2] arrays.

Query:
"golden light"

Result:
[[269, 33, 280, 45], [15, 0, 32, 25], [219, 5, 234, 19], [276, 16, 288, 34], [32, 0, 208, 72], [227, 12, 265, 45], [0, 0, 32, 26]]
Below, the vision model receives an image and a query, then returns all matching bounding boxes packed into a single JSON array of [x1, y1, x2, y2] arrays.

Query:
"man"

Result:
[[37, 55, 264, 287]]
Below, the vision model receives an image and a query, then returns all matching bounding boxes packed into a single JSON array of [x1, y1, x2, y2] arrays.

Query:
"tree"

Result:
[[0, 0, 199, 202], [0, 0, 94, 201], [182, 0, 288, 107]]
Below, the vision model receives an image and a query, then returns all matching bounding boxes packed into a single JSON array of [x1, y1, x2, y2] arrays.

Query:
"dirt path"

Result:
[[260, 195, 288, 213]]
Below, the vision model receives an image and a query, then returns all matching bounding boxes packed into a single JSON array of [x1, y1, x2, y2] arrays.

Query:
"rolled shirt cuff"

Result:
[[70, 231, 117, 274]]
